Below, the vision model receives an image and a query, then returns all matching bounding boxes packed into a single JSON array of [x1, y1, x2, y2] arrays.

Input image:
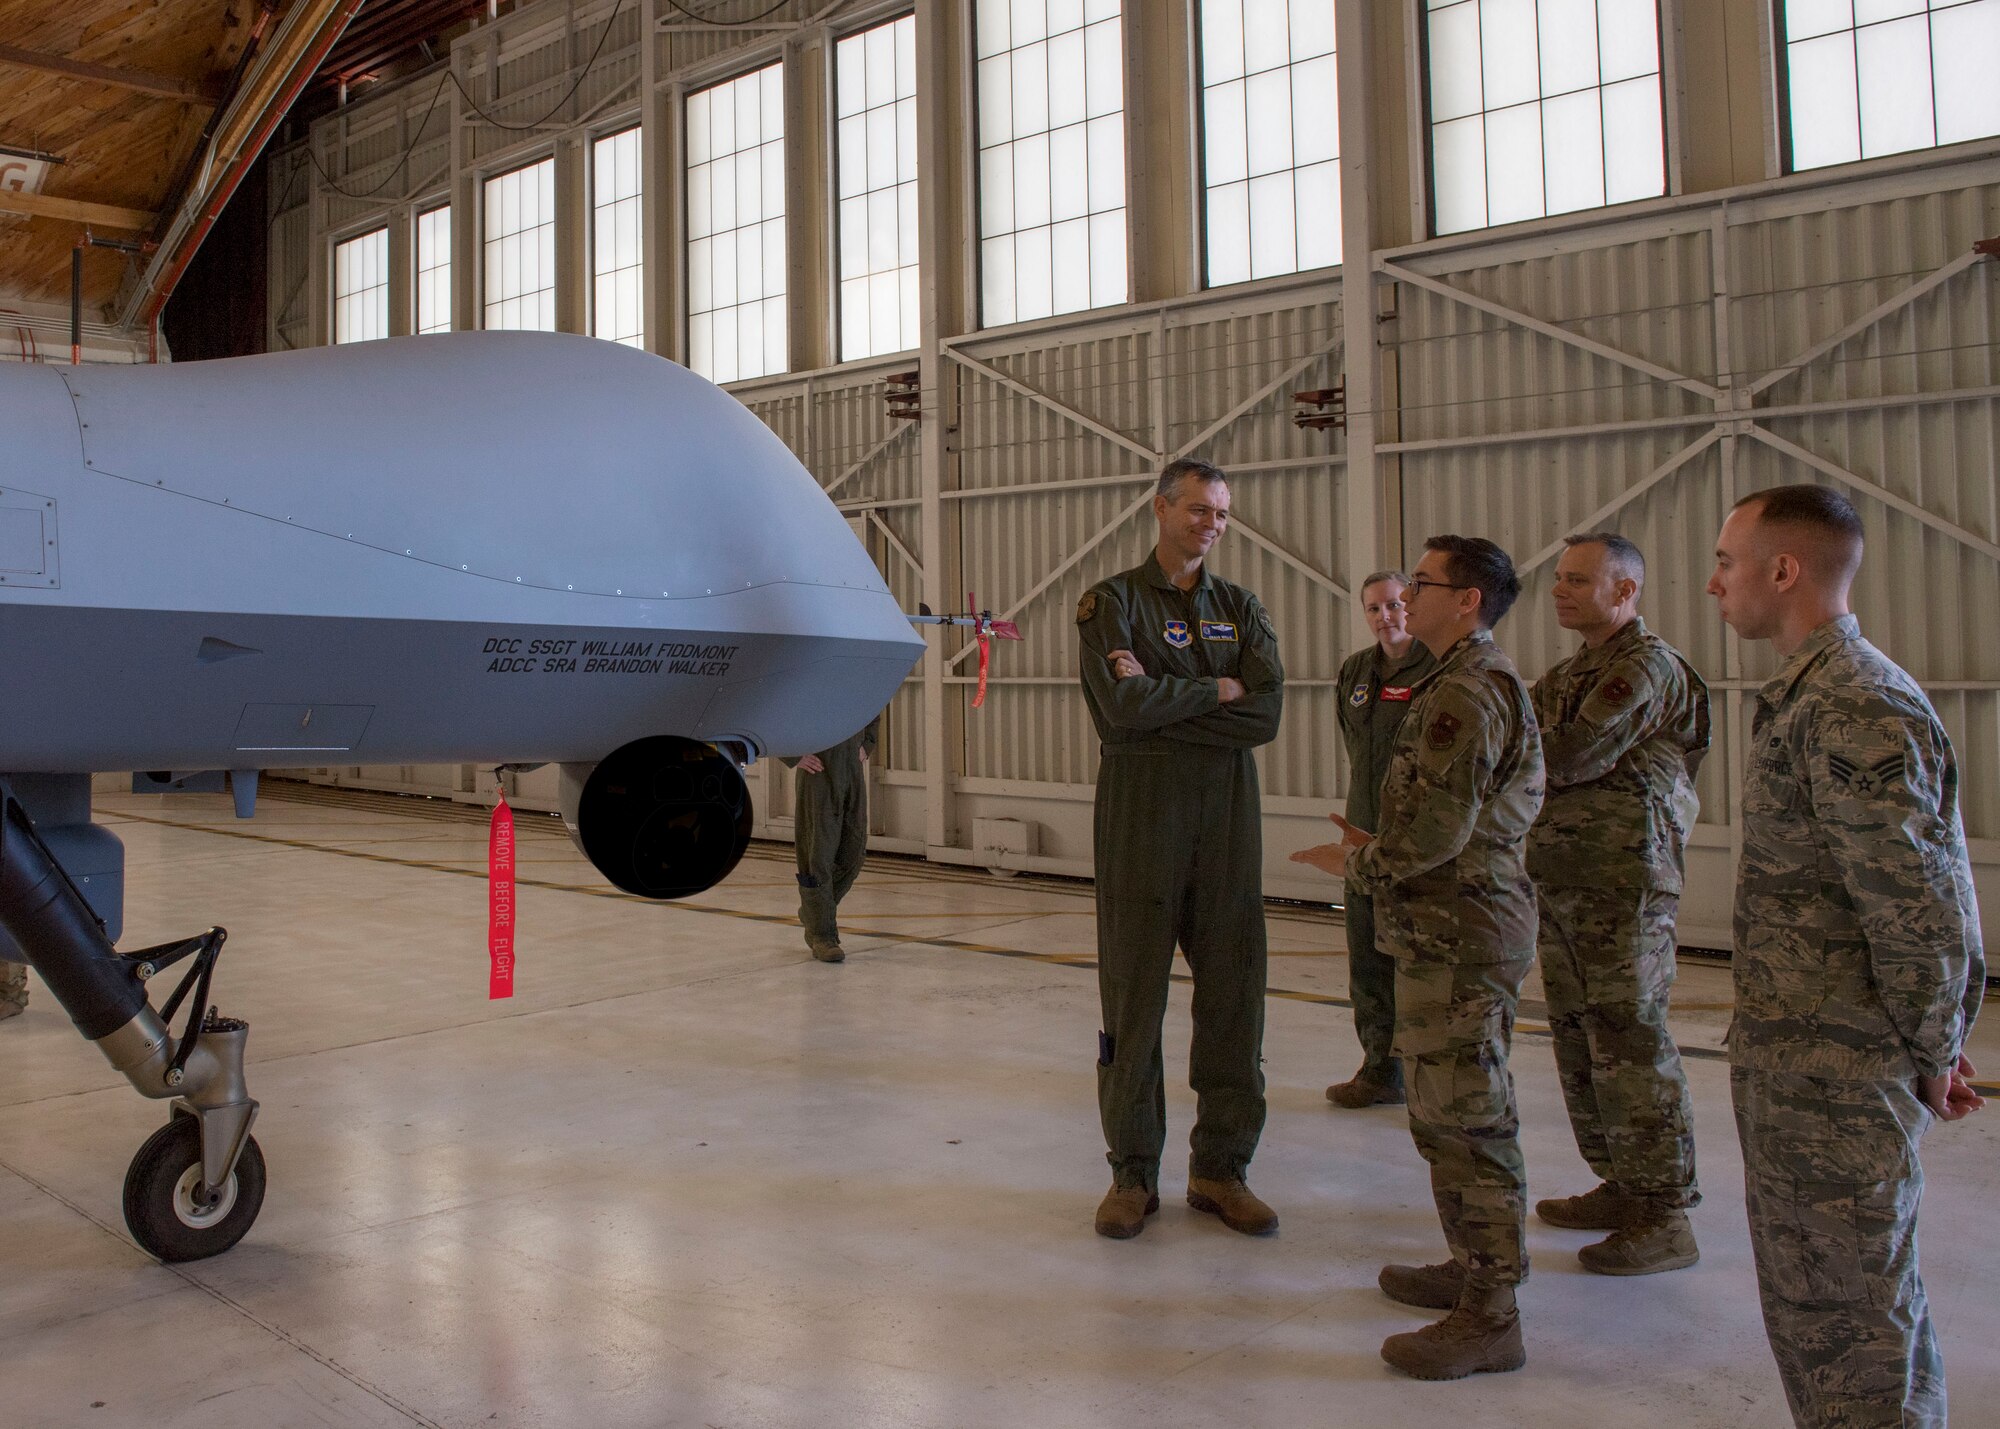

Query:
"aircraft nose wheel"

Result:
[[121, 1115, 266, 1262]]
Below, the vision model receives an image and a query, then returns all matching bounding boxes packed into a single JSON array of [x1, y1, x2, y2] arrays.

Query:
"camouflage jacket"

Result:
[[1345, 629, 1545, 964], [1732, 615, 1984, 1079], [1076, 557, 1284, 754], [1528, 617, 1709, 891], [1336, 640, 1437, 833]]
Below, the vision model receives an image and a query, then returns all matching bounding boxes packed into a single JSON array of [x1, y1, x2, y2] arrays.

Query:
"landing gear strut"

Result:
[[0, 782, 264, 1262]]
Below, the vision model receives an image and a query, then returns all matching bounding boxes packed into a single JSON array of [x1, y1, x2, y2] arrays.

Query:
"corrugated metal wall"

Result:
[[260, 0, 1998, 946]]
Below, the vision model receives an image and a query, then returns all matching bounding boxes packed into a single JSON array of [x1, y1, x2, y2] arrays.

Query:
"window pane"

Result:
[[1934, 0, 2000, 144], [1426, 0, 1663, 232], [977, 1, 1126, 325], [1856, 15, 1935, 155], [416, 205, 451, 335], [1786, 0, 1854, 37], [1786, 31, 1862, 168], [482, 161, 555, 332], [1197, 0, 1341, 285], [591, 127, 643, 347], [687, 64, 787, 379]]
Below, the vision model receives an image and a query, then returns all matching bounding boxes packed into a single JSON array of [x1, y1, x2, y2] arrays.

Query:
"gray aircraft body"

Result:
[[0, 332, 924, 1260]]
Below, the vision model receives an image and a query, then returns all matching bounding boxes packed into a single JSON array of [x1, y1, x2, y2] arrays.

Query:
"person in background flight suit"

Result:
[[1076, 457, 1285, 1241], [1326, 570, 1436, 1109], [1708, 484, 1983, 1428], [1291, 534, 1542, 1381], [785, 715, 880, 963], [1529, 532, 1708, 1276]]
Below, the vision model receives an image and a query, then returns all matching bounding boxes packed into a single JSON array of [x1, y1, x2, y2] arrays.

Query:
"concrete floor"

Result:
[[2, 784, 1996, 1429]]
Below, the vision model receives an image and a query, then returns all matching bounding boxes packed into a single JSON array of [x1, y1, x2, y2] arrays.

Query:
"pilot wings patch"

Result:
[[1827, 751, 1907, 798]]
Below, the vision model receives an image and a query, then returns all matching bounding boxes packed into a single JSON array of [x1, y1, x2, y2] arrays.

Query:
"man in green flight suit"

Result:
[[1530, 532, 1708, 1276], [1709, 485, 1983, 1427], [786, 715, 880, 964], [1327, 570, 1436, 1109], [1076, 457, 1285, 1241], [1292, 534, 1543, 1381]]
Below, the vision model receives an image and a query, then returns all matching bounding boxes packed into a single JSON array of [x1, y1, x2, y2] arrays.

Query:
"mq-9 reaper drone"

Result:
[[0, 332, 925, 1262]]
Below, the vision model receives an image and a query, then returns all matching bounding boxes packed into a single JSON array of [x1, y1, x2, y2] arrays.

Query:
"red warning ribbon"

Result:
[[973, 627, 992, 708], [488, 787, 516, 999]]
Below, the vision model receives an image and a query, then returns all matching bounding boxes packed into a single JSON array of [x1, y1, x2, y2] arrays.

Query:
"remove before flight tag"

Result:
[[489, 787, 516, 999]]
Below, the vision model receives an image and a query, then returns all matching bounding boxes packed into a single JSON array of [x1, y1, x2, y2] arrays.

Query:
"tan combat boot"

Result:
[[1186, 1176, 1279, 1236], [1325, 1072, 1406, 1109], [1094, 1185, 1159, 1239], [1578, 1209, 1699, 1276], [1378, 1260, 1466, 1310], [806, 937, 845, 964], [1380, 1283, 1525, 1381], [1535, 1182, 1642, 1229]]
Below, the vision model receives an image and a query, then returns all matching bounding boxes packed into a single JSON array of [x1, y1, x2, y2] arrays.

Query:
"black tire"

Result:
[[121, 1116, 266, 1262]]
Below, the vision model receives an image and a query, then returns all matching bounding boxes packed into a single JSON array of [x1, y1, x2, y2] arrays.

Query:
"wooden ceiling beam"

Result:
[[0, 41, 221, 105], [0, 189, 157, 232]]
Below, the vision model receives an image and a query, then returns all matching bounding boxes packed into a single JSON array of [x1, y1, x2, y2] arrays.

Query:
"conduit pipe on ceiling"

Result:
[[72, 232, 152, 365], [122, 0, 365, 331]]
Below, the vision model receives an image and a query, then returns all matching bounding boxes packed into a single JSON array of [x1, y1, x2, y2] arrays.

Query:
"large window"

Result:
[[483, 158, 556, 332], [1780, 0, 2000, 171], [415, 204, 451, 335], [592, 127, 644, 348], [975, 0, 1127, 326], [1199, 1, 1341, 285], [1424, 0, 1666, 235], [836, 14, 920, 361], [333, 228, 389, 344], [687, 63, 787, 384]]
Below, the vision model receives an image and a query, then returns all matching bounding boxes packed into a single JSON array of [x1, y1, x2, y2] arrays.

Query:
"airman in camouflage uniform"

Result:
[[1293, 535, 1542, 1380], [1327, 571, 1436, 1109], [1077, 459, 1285, 1241], [785, 716, 880, 963], [1709, 485, 1984, 1428], [0, 957, 25, 1019], [1529, 533, 1708, 1275]]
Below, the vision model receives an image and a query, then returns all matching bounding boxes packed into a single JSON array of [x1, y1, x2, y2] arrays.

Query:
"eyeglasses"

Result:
[[1404, 577, 1471, 599]]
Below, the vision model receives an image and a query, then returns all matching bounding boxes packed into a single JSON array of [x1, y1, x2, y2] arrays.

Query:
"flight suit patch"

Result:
[[1382, 686, 1412, 702], [1200, 621, 1237, 641], [1075, 592, 1097, 623], [1164, 620, 1192, 648], [1602, 676, 1635, 705], [1349, 683, 1371, 707], [1426, 711, 1462, 752], [1828, 751, 1906, 796]]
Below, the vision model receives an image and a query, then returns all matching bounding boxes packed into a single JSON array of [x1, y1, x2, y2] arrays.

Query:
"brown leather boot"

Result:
[[806, 937, 845, 964], [1535, 1182, 1643, 1229], [1094, 1185, 1159, 1239], [1380, 1283, 1525, 1381], [1325, 1071, 1406, 1109], [1378, 1260, 1467, 1310], [1579, 1209, 1699, 1275], [1185, 1176, 1279, 1236]]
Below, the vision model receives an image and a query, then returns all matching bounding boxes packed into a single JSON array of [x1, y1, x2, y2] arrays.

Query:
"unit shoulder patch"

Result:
[[1075, 592, 1098, 624], [1426, 710, 1462, 752], [1601, 675, 1635, 706]]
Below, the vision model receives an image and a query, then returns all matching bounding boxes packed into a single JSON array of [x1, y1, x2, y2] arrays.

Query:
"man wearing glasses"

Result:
[[1291, 535, 1543, 1380], [1326, 571, 1436, 1110]]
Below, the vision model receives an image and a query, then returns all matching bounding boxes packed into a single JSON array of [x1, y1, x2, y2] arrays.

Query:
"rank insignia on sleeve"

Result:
[[1349, 683, 1371, 707], [1075, 592, 1097, 623], [1164, 620, 1192, 648], [1828, 751, 1907, 796], [1426, 711, 1462, 751], [1602, 676, 1635, 705]]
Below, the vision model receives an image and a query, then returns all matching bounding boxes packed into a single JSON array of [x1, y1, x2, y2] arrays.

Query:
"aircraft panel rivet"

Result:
[[136, 963, 155, 980], [164, 1069, 183, 1087]]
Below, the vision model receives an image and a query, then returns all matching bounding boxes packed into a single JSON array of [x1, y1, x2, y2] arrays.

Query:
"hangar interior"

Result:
[[3, 0, 1999, 1424]]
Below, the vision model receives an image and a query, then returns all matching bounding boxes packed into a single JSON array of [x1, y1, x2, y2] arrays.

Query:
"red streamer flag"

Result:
[[488, 789, 516, 999]]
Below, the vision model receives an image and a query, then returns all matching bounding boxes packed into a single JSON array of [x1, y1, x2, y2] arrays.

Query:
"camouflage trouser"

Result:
[[1731, 1067, 1943, 1429], [1536, 884, 1698, 1208], [1394, 953, 1533, 1288], [1345, 891, 1401, 1090], [0, 958, 25, 1015], [794, 759, 868, 945], [1094, 746, 1268, 1192]]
